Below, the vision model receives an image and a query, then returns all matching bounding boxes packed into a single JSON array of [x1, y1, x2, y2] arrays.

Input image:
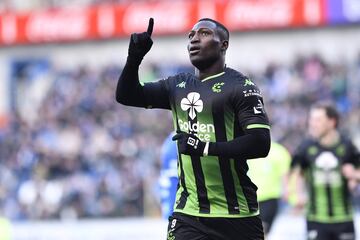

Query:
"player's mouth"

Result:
[[189, 46, 201, 55]]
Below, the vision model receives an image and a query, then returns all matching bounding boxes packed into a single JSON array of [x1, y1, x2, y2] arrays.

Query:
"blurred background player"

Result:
[[248, 141, 291, 237], [289, 102, 360, 240], [158, 132, 178, 219]]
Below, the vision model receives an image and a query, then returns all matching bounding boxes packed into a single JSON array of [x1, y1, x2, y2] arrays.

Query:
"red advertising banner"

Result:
[[0, 0, 327, 45], [221, 0, 326, 30]]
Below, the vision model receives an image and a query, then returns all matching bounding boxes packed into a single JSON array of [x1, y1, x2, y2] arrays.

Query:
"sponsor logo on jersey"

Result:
[[315, 152, 339, 170], [178, 119, 215, 134], [313, 152, 341, 185], [179, 92, 215, 141], [187, 136, 199, 149], [176, 81, 186, 88], [244, 78, 255, 86], [243, 89, 262, 97], [181, 92, 203, 120], [253, 99, 264, 114]]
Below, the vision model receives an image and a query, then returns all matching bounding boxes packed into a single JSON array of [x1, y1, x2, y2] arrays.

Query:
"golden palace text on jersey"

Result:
[[143, 67, 270, 217], [292, 136, 360, 223]]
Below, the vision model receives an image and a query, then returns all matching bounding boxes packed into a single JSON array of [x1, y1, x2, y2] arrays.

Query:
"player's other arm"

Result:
[[172, 128, 270, 159], [208, 82, 271, 159], [209, 128, 270, 158], [115, 18, 154, 107], [284, 147, 308, 210], [285, 166, 307, 211]]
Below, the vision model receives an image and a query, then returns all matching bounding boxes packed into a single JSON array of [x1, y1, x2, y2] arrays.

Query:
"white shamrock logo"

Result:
[[315, 152, 339, 170], [181, 92, 203, 120]]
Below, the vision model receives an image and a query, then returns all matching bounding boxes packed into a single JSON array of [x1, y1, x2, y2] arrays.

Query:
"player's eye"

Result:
[[201, 31, 211, 36], [188, 33, 194, 39]]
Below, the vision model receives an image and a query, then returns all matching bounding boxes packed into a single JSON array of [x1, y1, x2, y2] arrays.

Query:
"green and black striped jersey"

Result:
[[291, 136, 360, 223], [143, 67, 270, 218]]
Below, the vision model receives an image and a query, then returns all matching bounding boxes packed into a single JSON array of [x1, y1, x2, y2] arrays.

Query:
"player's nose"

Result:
[[190, 32, 200, 43]]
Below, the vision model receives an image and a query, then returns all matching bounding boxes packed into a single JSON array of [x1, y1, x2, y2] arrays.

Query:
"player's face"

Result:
[[187, 21, 223, 70], [308, 108, 335, 139]]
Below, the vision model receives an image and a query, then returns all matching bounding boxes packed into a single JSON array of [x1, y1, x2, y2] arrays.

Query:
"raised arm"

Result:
[[115, 18, 154, 107]]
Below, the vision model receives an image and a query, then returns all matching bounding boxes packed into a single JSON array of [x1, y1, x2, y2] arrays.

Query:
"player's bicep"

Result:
[[291, 154, 306, 170], [143, 80, 171, 109], [291, 143, 310, 170], [344, 142, 360, 166]]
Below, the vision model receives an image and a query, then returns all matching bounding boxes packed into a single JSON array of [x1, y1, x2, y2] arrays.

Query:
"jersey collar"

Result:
[[201, 71, 225, 82]]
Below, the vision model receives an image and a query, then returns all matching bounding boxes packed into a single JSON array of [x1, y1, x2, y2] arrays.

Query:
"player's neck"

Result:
[[319, 129, 339, 147], [195, 60, 225, 81]]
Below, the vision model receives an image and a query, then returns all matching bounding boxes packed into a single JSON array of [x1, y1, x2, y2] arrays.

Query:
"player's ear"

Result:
[[221, 40, 228, 52]]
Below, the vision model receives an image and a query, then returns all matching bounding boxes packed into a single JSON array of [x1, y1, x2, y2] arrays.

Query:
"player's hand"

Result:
[[172, 131, 206, 156], [348, 179, 358, 192], [128, 18, 154, 65], [342, 164, 355, 179]]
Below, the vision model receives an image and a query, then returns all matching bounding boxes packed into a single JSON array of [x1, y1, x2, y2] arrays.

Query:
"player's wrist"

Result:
[[192, 137, 206, 156], [127, 55, 143, 66], [207, 142, 217, 156]]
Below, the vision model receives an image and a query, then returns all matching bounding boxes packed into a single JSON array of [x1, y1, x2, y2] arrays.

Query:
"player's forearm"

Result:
[[115, 58, 147, 107], [208, 128, 270, 159], [341, 163, 360, 182]]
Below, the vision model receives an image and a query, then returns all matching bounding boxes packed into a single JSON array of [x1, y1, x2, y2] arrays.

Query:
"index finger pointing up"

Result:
[[147, 18, 154, 36]]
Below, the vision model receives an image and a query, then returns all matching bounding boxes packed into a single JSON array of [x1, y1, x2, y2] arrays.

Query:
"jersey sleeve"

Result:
[[343, 139, 360, 166], [291, 141, 310, 170], [142, 77, 172, 109], [232, 81, 270, 130]]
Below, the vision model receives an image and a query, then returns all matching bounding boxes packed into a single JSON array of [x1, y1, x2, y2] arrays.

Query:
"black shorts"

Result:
[[306, 220, 355, 240], [258, 198, 279, 234], [167, 212, 264, 240]]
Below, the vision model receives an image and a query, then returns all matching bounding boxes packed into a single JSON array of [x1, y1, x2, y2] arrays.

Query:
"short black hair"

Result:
[[198, 18, 229, 41], [311, 102, 340, 128]]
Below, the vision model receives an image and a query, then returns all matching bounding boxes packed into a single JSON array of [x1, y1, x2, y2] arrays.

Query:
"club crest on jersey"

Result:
[[181, 92, 203, 120], [212, 82, 224, 93]]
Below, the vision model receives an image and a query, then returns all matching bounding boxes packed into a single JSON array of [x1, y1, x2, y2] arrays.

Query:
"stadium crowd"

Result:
[[0, 54, 359, 220]]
